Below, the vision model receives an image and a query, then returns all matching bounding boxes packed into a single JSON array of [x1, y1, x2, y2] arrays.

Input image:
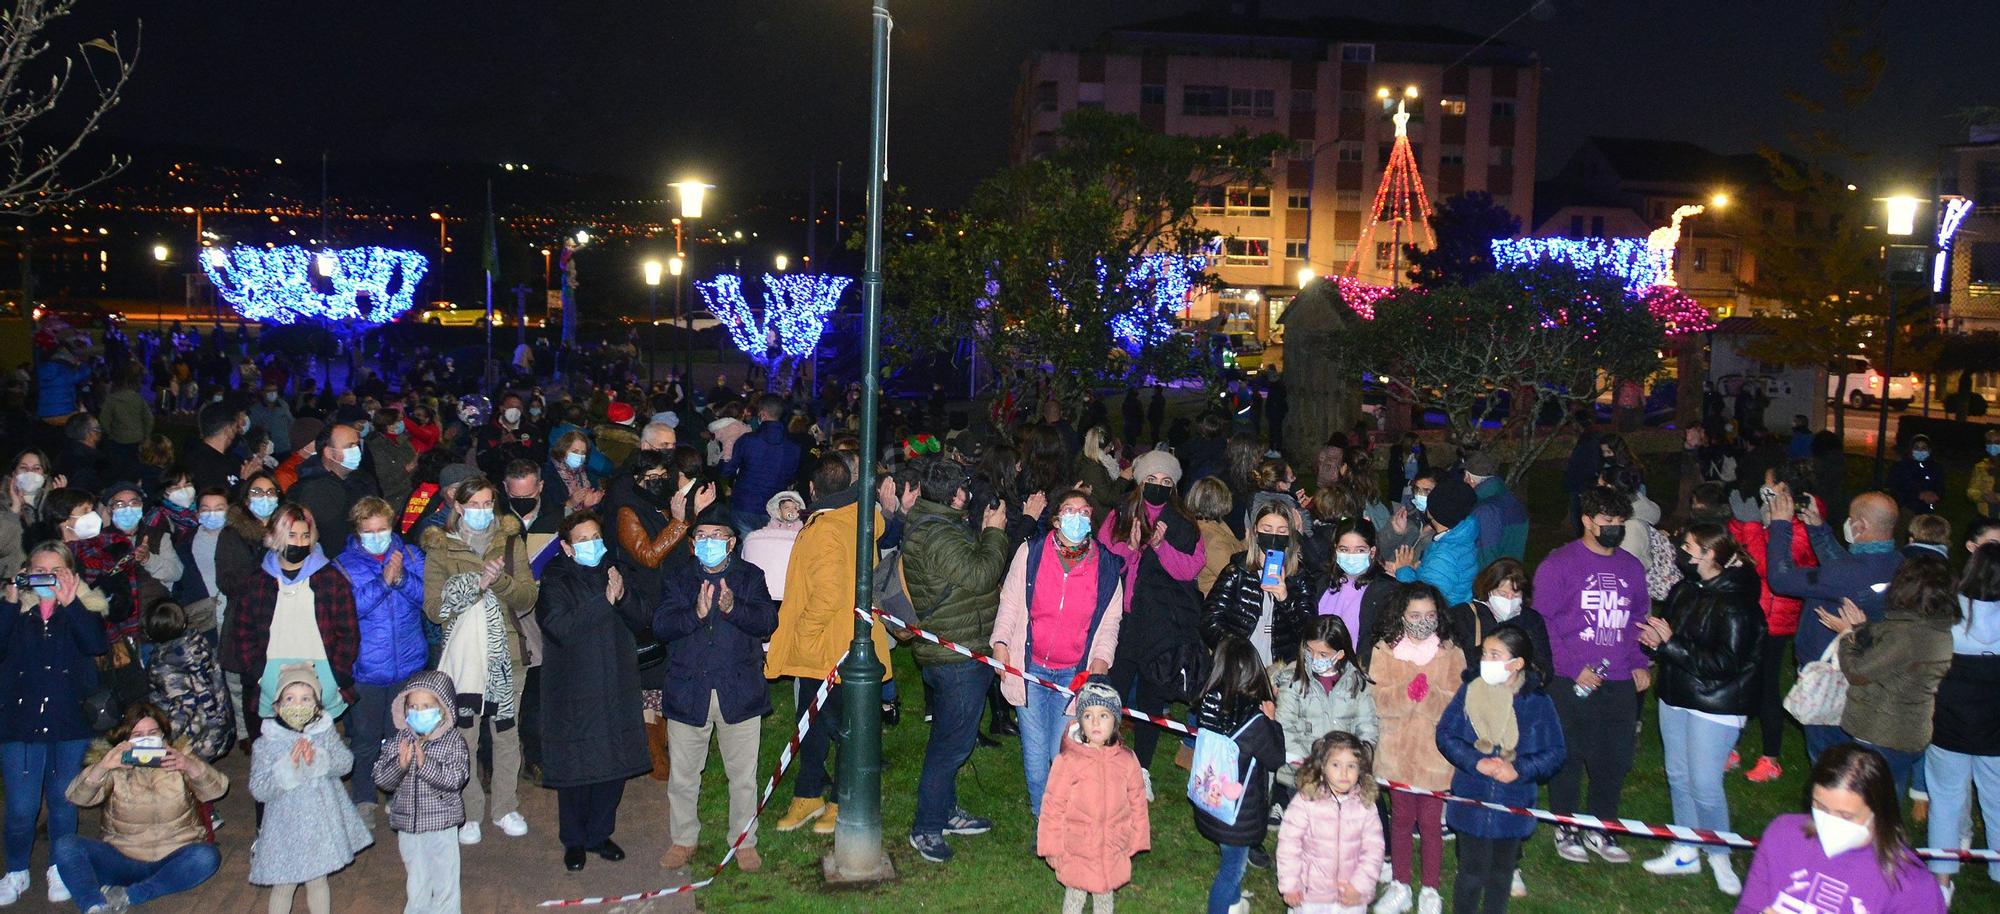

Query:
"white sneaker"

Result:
[[1643, 848, 1701, 875], [1381, 860, 1395, 884], [44, 865, 67, 903], [1141, 770, 1154, 802], [1510, 869, 1526, 898], [1708, 855, 1741, 896], [1372, 882, 1413, 914], [0, 869, 24, 906], [458, 821, 482, 845], [1226, 899, 1249, 914], [494, 811, 529, 837], [1416, 886, 1442, 914]]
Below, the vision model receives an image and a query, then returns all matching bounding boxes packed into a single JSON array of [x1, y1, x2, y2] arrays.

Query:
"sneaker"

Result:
[[46, 864, 68, 903], [909, 832, 953, 863], [87, 885, 130, 914], [1583, 831, 1631, 863], [659, 844, 696, 869], [1372, 882, 1413, 914], [1725, 750, 1740, 772], [1247, 845, 1270, 869], [458, 822, 483, 845], [0, 870, 23, 906], [1643, 848, 1701, 876], [1141, 770, 1154, 802], [209, 809, 226, 831], [774, 797, 827, 832], [813, 803, 840, 836], [1554, 826, 1589, 863], [943, 808, 992, 836], [1268, 805, 1283, 831], [1226, 900, 1249, 914], [1942, 879, 1956, 909], [1745, 756, 1784, 783], [1441, 824, 1456, 842], [1380, 860, 1394, 884], [1709, 855, 1741, 896], [882, 701, 901, 726], [1417, 886, 1442, 914], [735, 846, 762, 873], [495, 812, 529, 837], [1509, 869, 1526, 898]]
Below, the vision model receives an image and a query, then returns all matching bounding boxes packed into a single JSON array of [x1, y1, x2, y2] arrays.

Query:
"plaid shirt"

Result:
[[71, 530, 143, 640], [227, 561, 360, 701]]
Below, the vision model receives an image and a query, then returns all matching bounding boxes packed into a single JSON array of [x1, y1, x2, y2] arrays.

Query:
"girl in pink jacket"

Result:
[[1278, 732, 1385, 914], [1037, 682, 1150, 914]]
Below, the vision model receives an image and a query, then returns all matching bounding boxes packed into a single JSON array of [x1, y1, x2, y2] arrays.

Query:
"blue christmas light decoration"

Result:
[[1108, 252, 1203, 351], [696, 274, 762, 354], [1488, 237, 1669, 293], [201, 245, 430, 325], [696, 272, 854, 359]]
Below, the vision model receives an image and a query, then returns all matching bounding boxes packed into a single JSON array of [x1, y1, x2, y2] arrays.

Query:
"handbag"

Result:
[[1783, 637, 1848, 726]]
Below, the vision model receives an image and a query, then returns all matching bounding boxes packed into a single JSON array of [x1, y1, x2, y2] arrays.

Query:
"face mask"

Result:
[[390, 421, 406, 436], [572, 538, 607, 567], [360, 530, 393, 555], [1811, 808, 1874, 859], [503, 407, 522, 425], [505, 497, 540, 519], [111, 506, 142, 532], [1488, 593, 1520, 621], [406, 706, 444, 735], [281, 543, 312, 563], [1988, 443, 2000, 457], [530, 406, 543, 419], [1336, 552, 1373, 577], [339, 445, 362, 471], [1411, 493, 1429, 513], [277, 703, 318, 730], [564, 452, 586, 470], [462, 507, 494, 531], [1058, 513, 1092, 543], [1256, 532, 1289, 554], [356, 422, 373, 440], [250, 496, 279, 520], [694, 538, 729, 568], [264, 391, 278, 404], [1842, 518, 1859, 545], [645, 476, 675, 498], [1141, 482, 1171, 506], [165, 486, 195, 509], [1479, 660, 1516, 686], [1594, 524, 1626, 549], [32, 584, 57, 601], [1308, 655, 1337, 676], [1405, 617, 1438, 641], [198, 510, 227, 531], [14, 471, 43, 493], [70, 512, 102, 539]]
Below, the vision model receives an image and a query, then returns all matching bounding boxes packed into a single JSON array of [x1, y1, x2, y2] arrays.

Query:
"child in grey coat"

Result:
[[372, 669, 470, 914], [249, 664, 373, 914]]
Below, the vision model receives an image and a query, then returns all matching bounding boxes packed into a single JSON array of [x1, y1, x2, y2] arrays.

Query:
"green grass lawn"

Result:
[[675, 446, 1996, 912]]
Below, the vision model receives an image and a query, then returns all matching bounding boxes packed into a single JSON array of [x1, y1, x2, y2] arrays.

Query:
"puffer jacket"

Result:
[[0, 588, 109, 742], [1036, 725, 1151, 894], [1393, 517, 1480, 605], [371, 670, 471, 834], [1272, 663, 1379, 786], [1469, 477, 1529, 569], [1645, 563, 1766, 716], [1276, 788, 1383, 905], [1435, 674, 1566, 840], [1201, 554, 1315, 664], [763, 493, 895, 681], [1367, 639, 1466, 791], [1839, 605, 1956, 753], [337, 534, 430, 687], [1932, 596, 2000, 756], [719, 422, 802, 517], [1727, 492, 1823, 637], [65, 742, 229, 863], [899, 498, 1010, 667]]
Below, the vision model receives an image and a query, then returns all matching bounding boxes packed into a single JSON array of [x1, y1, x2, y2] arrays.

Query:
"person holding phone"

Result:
[[52, 703, 226, 913], [1203, 498, 1313, 666]]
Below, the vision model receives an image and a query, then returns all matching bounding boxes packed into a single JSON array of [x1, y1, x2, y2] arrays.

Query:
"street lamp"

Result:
[[644, 259, 664, 380], [151, 244, 170, 325], [669, 180, 711, 382], [1296, 267, 1316, 288], [1874, 194, 1927, 484], [774, 254, 789, 272], [669, 180, 712, 219]]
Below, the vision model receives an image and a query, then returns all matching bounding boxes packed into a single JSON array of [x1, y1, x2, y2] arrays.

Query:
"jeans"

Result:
[[1803, 724, 1845, 764], [1923, 746, 2000, 879], [794, 677, 843, 801], [730, 509, 767, 539], [348, 682, 399, 804], [1207, 842, 1250, 914], [1021, 660, 1082, 816], [912, 660, 994, 836], [50, 835, 219, 910], [557, 780, 626, 851], [1548, 678, 1637, 821], [1453, 836, 1522, 914], [1658, 703, 1739, 857], [1852, 737, 1923, 799], [0, 739, 89, 871]]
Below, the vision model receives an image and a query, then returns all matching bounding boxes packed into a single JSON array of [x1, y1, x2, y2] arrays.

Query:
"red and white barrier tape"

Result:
[[537, 664, 841, 907]]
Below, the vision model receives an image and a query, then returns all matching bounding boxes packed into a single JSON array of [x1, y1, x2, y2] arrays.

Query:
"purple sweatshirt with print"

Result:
[[1733, 814, 1944, 914], [1532, 539, 1651, 681]]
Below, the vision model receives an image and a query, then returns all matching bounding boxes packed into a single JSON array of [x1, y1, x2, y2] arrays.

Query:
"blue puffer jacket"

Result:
[[337, 534, 430, 686], [35, 357, 87, 419], [719, 422, 801, 518], [1395, 516, 1480, 605], [1435, 674, 1566, 840]]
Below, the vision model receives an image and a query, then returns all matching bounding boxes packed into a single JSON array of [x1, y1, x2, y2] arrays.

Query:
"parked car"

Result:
[[32, 300, 125, 328], [415, 302, 541, 327], [1827, 357, 1917, 409]]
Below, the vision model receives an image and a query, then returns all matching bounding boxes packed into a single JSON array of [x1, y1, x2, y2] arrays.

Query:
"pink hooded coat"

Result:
[[1036, 726, 1150, 894], [1277, 788, 1385, 905]]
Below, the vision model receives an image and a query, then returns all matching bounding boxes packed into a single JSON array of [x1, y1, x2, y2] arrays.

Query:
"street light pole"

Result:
[[1874, 195, 1923, 487], [644, 259, 664, 383], [828, 0, 894, 885]]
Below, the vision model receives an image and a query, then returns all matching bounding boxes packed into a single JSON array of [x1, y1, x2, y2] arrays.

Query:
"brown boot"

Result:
[[660, 843, 696, 869], [736, 846, 763, 873], [646, 719, 671, 782]]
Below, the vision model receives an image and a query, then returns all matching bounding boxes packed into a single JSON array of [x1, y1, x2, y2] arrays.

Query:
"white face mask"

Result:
[[1488, 593, 1521, 621], [1811, 808, 1874, 859], [14, 471, 43, 493], [1479, 660, 1516, 686], [1842, 518, 1860, 545], [71, 511, 102, 539]]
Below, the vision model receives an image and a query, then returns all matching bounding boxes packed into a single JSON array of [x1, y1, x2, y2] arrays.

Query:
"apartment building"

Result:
[[1013, 8, 1539, 342], [1936, 125, 2000, 333]]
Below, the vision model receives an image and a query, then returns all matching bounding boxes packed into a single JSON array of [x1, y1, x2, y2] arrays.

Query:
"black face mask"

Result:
[[1674, 550, 1701, 578], [644, 476, 675, 498], [509, 496, 540, 517], [1594, 524, 1626, 550], [1255, 532, 1288, 554], [1141, 482, 1171, 506], [281, 543, 312, 563]]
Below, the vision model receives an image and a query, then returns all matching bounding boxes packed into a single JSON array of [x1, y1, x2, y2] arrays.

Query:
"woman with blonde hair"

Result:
[[227, 503, 357, 741]]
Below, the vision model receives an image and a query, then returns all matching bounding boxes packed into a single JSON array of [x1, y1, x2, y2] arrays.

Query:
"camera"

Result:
[[10, 572, 56, 590], [123, 734, 166, 767]]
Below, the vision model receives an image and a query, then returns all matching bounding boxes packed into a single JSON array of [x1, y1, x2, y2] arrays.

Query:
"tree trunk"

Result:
[[1284, 326, 1361, 467]]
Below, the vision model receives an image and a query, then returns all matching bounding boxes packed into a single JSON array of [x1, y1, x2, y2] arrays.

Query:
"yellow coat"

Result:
[[764, 499, 896, 682]]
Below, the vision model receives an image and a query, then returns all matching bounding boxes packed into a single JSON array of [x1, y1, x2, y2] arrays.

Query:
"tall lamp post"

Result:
[[1874, 195, 1926, 486], [669, 180, 711, 384], [151, 244, 170, 326], [668, 255, 685, 383], [643, 259, 664, 382]]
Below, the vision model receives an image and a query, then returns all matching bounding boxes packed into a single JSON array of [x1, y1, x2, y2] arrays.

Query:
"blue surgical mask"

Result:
[[564, 452, 586, 470], [693, 538, 728, 568], [249, 496, 279, 520], [1912, 449, 1931, 462], [1336, 552, 1373, 577], [390, 421, 406, 437], [1057, 513, 1092, 543], [165, 487, 195, 509], [111, 506, 142, 533], [1411, 494, 1429, 513], [462, 507, 494, 531], [340, 445, 363, 471], [198, 510, 227, 531], [1988, 443, 2000, 457], [406, 707, 444, 735], [572, 538, 606, 567], [359, 530, 393, 555]]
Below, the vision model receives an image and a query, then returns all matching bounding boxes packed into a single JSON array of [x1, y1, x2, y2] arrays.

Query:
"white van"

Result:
[[1827, 357, 1918, 409]]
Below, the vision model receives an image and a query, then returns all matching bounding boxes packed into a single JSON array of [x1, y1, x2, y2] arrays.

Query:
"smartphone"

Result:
[[1260, 549, 1286, 587], [123, 734, 166, 768]]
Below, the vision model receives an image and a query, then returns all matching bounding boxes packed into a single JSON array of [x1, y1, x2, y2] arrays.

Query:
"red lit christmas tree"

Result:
[[1342, 95, 1434, 286]]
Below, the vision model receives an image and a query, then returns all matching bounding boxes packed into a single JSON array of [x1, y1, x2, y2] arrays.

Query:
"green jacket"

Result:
[[99, 389, 153, 446], [899, 498, 1009, 667], [1838, 611, 1955, 753]]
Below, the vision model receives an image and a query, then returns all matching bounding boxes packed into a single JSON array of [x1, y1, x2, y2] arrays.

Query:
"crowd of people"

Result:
[[0, 315, 1995, 914]]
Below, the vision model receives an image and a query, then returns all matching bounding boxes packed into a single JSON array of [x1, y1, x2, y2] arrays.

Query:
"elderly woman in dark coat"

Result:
[[534, 510, 651, 872]]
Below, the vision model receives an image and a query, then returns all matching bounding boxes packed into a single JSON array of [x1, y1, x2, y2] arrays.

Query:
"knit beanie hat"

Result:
[[1130, 449, 1183, 486], [1427, 476, 1478, 530], [1076, 680, 1123, 719], [274, 662, 322, 705]]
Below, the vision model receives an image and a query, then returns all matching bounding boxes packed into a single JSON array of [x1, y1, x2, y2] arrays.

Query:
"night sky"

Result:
[[60, 0, 2000, 206]]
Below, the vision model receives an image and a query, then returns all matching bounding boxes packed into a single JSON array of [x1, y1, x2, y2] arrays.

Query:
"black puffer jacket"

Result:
[[1933, 651, 2000, 756], [1190, 692, 1283, 848], [1645, 562, 1765, 715], [1201, 555, 1315, 664]]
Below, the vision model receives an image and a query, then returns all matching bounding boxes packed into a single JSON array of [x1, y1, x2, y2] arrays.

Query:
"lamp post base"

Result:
[[821, 851, 897, 886]]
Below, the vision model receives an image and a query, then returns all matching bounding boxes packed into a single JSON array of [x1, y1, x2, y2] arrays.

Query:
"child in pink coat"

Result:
[[1278, 732, 1385, 914], [1037, 682, 1150, 914]]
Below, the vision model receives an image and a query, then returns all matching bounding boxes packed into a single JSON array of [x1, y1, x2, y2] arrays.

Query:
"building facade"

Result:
[[1936, 126, 2000, 334], [1013, 11, 1539, 343]]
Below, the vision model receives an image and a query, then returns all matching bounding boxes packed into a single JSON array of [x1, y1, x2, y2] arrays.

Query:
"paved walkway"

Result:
[[15, 751, 699, 914]]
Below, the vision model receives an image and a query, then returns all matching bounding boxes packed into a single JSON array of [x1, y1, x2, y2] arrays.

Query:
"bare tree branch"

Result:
[[0, 0, 139, 216]]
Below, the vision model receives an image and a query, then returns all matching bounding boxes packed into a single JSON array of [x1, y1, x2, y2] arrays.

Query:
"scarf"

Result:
[[1390, 632, 1441, 666], [438, 572, 518, 727], [1465, 675, 1523, 761], [1055, 532, 1091, 564], [455, 523, 495, 558], [555, 462, 591, 500]]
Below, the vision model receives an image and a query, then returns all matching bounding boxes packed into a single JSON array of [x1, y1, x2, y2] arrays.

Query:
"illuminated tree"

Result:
[[697, 271, 853, 392]]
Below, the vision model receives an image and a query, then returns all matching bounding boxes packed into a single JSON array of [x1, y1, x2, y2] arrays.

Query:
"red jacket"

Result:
[[1727, 494, 1821, 637], [1037, 727, 1150, 894]]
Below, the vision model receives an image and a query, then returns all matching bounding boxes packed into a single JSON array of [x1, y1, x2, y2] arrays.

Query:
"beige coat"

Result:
[[422, 514, 540, 673], [1368, 641, 1466, 791], [66, 748, 228, 862]]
